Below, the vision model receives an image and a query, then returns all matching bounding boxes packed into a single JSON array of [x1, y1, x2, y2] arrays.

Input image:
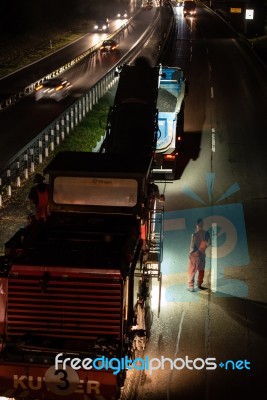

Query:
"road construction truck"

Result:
[[153, 66, 187, 180], [0, 58, 164, 400], [100, 59, 159, 158], [101, 62, 187, 180]]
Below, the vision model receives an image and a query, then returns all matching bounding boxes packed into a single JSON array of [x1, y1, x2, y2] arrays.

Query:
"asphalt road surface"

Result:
[[123, 4, 267, 400]]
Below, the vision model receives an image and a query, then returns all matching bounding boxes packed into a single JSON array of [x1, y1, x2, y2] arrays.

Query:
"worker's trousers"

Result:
[[187, 252, 205, 289]]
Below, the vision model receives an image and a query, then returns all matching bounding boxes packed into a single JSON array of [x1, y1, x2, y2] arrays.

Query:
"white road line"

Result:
[[208, 62, 212, 80], [166, 308, 185, 400], [210, 86, 214, 98], [174, 308, 185, 357], [212, 128, 216, 152]]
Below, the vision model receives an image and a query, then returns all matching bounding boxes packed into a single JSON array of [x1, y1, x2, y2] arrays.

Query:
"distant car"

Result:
[[116, 11, 128, 19], [93, 19, 110, 32], [35, 78, 71, 102], [183, 0, 196, 16], [100, 39, 119, 54], [143, 1, 153, 10]]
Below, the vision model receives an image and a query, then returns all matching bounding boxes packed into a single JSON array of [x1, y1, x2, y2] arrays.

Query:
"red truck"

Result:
[[0, 58, 164, 400], [0, 151, 164, 399]]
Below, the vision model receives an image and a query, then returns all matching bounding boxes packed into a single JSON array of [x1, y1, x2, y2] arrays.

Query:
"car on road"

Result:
[[93, 19, 110, 32], [143, 1, 153, 10], [116, 11, 128, 19], [35, 78, 71, 102], [183, 0, 196, 16], [100, 39, 119, 54]]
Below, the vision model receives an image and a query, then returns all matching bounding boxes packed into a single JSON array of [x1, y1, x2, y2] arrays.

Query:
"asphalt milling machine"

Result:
[[0, 57, 187, 400]]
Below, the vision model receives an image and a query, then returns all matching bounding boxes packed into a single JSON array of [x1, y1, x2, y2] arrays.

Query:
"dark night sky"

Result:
[[0, 0, 125, 35], [1, 1, 265, 36]]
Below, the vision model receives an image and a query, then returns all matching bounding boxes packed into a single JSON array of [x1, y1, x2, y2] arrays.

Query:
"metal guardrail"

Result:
[[0, 6, 175, 208]]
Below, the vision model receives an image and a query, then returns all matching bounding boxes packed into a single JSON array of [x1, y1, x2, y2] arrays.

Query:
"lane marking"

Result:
[[208, 62, 212, 80], [210, 86, 214, 98], [166, 308, 185, 400], [212, 128, 216, 152]]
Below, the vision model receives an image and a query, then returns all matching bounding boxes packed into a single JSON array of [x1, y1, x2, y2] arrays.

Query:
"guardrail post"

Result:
[[112, 73, 117, 88], [30, 148, 35, 173], [92, 87, 96, 106], [78, 101, 82, 123], [101, 80, 104, 98], [50, 128, 55, 152], [56, 123, 60, 146], [7, 169, 11, 197], [61, 118, 65, 141], [66, 113, 70, 135], [70, 109, 74, 130], [24, 153, 29, 180], [45, 134, 49, 157], [96, 85, 99, 104], [82, 97, 86, 118], [16, 161, 21, 187], [39, 140, 43, 164], [112, 74, 116, 88], [70, 108, 74, 130], [99, 83, 102, 100], [107, 75, 112, 90], [85, 93, 89, 113], [89, 91, 92, 111], [75, 104, 79, 126]]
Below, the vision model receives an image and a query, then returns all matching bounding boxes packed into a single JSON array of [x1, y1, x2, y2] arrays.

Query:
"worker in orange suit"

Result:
[[28, 173, 49, 222], [187, 218, 211, 292]]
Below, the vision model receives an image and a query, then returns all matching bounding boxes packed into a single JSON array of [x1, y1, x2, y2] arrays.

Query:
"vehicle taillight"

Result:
[[164, 154, 176, 161]]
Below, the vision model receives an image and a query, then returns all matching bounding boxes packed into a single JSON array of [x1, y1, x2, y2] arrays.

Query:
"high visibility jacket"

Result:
[[189, 229, 211, 257], [35, 186, 48, 221]]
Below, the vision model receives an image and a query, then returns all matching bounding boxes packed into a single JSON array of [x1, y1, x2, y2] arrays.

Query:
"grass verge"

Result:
[[0, 20, 93, 79], [0, 87, 115, 249]]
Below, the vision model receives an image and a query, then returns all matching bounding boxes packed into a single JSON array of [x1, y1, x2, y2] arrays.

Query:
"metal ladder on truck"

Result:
[[131, 202, 164, 354], [143, 203, 164, 317]]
